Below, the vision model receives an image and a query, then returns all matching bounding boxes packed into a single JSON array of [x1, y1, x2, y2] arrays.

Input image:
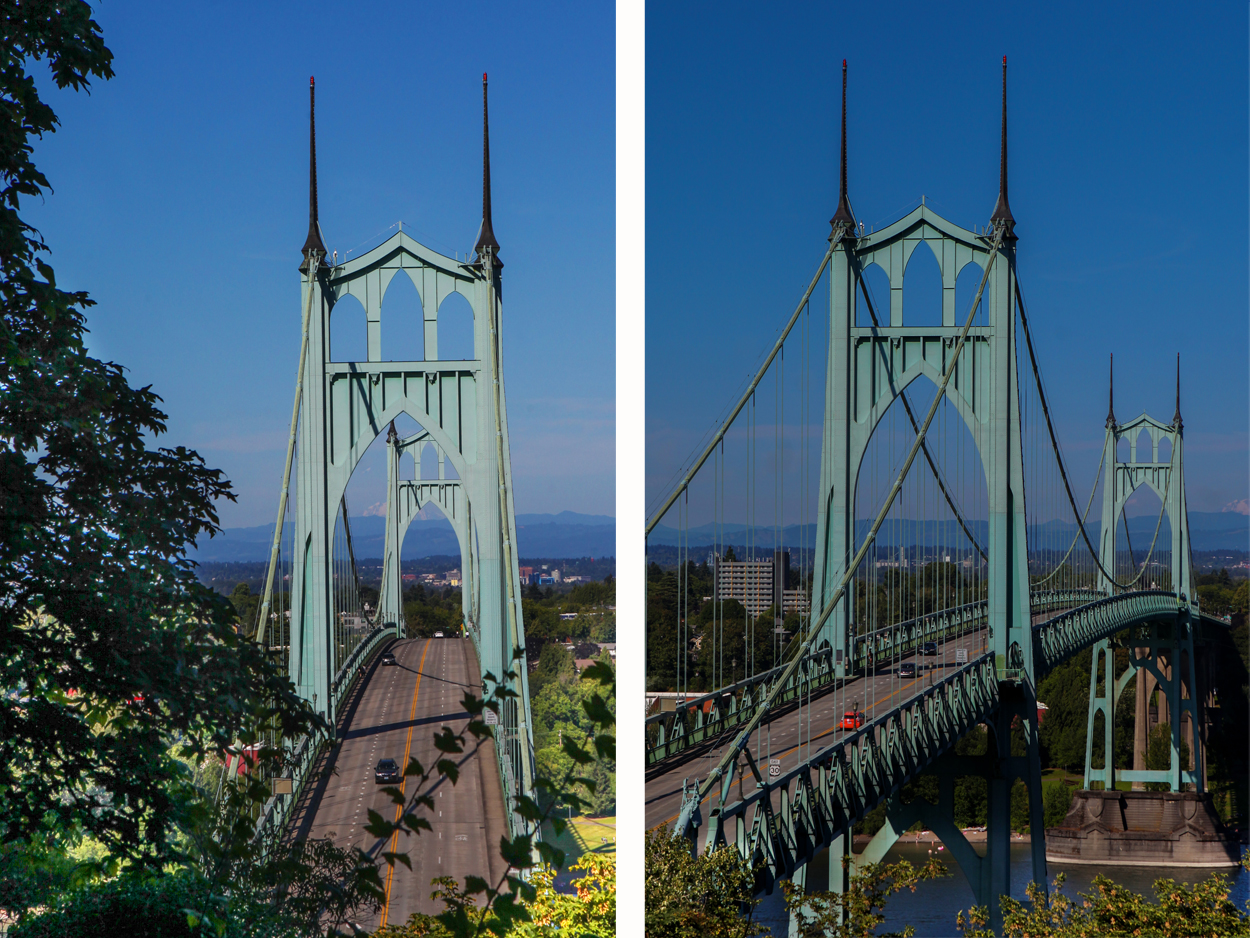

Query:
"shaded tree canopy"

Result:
[[0, 0, 318, 866]]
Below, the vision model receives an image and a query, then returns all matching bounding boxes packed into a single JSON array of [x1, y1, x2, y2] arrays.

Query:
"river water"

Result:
[[753, 842, 1250, 936]]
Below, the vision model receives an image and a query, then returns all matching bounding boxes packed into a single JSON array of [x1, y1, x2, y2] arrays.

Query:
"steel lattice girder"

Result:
[[1031, 590, 1179, 674], [694, 652, 1001, 893], [689, 591, 1188, 894], [646, 588, 1101, 765]]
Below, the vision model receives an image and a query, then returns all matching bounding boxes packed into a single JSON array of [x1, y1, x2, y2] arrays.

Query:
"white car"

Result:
[[434, 631, 444, 639]]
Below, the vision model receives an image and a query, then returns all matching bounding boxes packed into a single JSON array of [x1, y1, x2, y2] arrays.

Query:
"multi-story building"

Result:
[[714, 550, 795, 617]]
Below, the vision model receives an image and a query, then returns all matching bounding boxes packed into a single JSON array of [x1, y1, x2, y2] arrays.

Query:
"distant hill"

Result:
[[192, 511, 615, 562], [648, 510, 1248, 552]]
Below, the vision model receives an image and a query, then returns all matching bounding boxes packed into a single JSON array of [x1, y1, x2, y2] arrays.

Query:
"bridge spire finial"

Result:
[[1173, 353, 1183, 432], [989, 56, 1016, 239], [300, 77, 328, 269], [829, 60, 857, 239], [474, 72, 501, 267], [387, 420, 398, 444], [1106, 354, 1116, 429]]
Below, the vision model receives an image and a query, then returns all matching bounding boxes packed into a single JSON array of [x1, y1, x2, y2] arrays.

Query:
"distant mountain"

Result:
[[648, 510, 1248, 552], [192, 512, 615, 562]]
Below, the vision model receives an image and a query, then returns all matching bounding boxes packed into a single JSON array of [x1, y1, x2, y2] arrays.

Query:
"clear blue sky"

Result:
[[26, 2, 614, 529], [646, 3, 1248, 524]]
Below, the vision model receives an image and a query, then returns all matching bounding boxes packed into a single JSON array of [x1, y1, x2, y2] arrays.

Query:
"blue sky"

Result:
[[26, 2, 614, 528], [646, 3, 1249, 526]]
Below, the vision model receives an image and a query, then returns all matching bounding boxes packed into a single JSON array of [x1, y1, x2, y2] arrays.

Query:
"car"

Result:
[[380, 651, 396, 666], [898, 661, 917, 678], [375, 758, 402, 784], [920, 642, 938, 656], [837, 711, 865, 731], [434, 631, 445, 639]]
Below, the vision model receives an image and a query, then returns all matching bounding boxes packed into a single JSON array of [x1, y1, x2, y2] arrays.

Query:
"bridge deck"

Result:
[[645, 607, 1068, 837], [288, 636, 508, 930]]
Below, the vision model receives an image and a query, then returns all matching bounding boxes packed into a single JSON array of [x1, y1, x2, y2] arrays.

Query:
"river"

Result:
[[752, 842, 1250, 936]]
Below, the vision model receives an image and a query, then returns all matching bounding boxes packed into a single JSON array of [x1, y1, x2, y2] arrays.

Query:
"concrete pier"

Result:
[[1046, 789, 1240, 867]]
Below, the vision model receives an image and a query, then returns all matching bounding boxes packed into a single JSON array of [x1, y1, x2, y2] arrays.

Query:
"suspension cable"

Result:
[[1014, 278, 1173, 589], [854, 268, 988, 560], [646, 235, 841, 536], [254, 258, 320, 647], [675, 224, 1007, 833]]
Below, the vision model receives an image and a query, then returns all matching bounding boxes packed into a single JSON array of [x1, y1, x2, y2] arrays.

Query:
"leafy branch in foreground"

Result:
[[783, 856, 948, 938]]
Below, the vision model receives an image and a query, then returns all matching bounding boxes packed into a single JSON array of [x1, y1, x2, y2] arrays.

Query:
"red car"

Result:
[[838, 711, 865, 730]]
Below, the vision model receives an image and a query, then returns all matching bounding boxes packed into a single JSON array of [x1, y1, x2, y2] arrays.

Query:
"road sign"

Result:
[[955, 647, 968, 664], [768, 758, 781, 778]]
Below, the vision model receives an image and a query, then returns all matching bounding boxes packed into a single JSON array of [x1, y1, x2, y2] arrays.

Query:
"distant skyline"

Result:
[[646, 4, 1248, 527], [25, 2, 614, 529]]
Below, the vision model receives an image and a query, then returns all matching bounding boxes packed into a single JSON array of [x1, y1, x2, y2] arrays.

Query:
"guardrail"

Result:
[[684, 651, 1000, 893], [249, 621, 397, 850]]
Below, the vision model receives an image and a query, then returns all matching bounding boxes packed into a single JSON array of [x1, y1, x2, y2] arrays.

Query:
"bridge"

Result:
[[228, 75, 535, 929], [645, 60, 1227, 934]]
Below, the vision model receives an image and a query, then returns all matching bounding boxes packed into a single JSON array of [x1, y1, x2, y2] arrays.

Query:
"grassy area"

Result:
[[540, 815, 616, 863]]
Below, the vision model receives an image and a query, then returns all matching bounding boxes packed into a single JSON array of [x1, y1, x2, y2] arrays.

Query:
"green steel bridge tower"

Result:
[[251, 75, 535, 847]]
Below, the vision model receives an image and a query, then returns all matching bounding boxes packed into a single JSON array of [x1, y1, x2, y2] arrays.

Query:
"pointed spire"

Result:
[[474, 72, 501, 266], [829, 60, 856, 238], [989, 56, 1016, 239], [387, 420, 398, 445], [1173, 354, 1183, 432], [1106, 354, 1116, 429], [300, 77, 328, 269]]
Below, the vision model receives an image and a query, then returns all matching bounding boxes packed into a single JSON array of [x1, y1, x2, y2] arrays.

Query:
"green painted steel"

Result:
[[690, 592, 1195, 916], [645, 590, 1102, 765], [278, 77, 536, 843], [1083, 409, 1201, 794]]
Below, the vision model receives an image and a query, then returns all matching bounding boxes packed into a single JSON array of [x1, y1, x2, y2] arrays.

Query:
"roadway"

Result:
[[288, 636, 508, 931], [645, 608, 1067, 837]]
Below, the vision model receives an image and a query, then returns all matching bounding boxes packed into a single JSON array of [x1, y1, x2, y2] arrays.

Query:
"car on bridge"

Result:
[[920, 642, 938, 656], [375, 758, 402, 784], [898, 661, 917, 678], [381, 651, 397, 666], [434, 631, 445, 638], [838, 710, 865, 730]]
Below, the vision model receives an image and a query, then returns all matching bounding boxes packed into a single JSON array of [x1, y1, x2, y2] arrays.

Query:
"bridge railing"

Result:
[[686, 651, 1000, 894], [1031, 590, 1178, 675], [247, 621, 398, 851], [645, 590, 1098, 766]]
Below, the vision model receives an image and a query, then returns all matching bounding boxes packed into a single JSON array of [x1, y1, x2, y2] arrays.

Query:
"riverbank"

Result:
[[854, 828, 1031, 847]]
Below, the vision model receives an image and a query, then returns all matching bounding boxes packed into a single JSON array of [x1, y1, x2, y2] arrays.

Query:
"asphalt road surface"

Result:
[[289, 636, 508, 932], [646, 608, 1068, 838]]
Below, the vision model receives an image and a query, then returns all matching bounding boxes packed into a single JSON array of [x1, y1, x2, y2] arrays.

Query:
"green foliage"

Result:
[[644, 827, 765, 937], [784, 856, 948, 938], [0, 0, 321, 875], [404, 584, 463, 638], [958, 865, 1250, 938], [9, 869, 263, 938], [1042, 780, 1074, 829]]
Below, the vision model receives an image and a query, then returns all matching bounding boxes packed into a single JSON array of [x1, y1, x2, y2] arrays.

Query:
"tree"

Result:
[[958, 865, 1250, 938], [0, 0, 321, 872], [783, 856, 948, 938], [644, 827, 764, 937]]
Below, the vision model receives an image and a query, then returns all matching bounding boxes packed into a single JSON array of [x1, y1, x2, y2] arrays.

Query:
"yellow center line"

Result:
[[653, 671, 928, 831], [380, 639, 431, 928]]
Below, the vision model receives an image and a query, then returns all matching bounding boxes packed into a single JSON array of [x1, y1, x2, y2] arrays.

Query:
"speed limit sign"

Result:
[[768, 758, 781, 778]]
